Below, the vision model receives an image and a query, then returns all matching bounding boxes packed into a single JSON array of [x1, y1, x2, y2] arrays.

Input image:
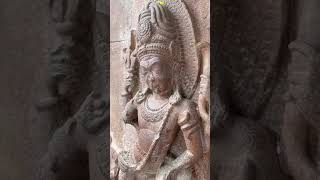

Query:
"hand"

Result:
[[122, 47, 138, 94], [198, 94, 209, 121], [156, 165, 174, 180], [123, 47, 137, 70]]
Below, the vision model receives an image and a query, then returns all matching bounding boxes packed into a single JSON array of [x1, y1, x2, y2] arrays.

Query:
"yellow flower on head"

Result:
[[156, 0, 165, 6]]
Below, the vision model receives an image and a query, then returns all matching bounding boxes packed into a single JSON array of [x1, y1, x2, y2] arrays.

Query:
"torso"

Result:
[[133, 95, 180, 173]]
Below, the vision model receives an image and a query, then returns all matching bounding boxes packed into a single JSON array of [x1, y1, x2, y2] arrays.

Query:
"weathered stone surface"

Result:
[[32, 0, 109, 179], [110, 0, 210, 179], [110, 0, 210, 156], [281, 0, 320, 180], [212, 0, 292, 179], [214, 0, 287, 119]]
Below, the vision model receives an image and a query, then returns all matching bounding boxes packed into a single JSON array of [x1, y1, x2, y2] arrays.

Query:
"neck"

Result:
[[153, 89, 172, 100]]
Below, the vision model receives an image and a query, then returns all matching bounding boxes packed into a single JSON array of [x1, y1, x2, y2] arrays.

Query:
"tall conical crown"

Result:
[[136, 1, 177, 61]]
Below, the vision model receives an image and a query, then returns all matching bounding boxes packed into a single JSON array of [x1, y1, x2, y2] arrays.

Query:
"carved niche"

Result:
[[110, 0, 210, 180]]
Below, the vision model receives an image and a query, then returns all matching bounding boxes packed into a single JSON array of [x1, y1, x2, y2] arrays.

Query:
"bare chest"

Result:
[[137, 102, 178, 135]]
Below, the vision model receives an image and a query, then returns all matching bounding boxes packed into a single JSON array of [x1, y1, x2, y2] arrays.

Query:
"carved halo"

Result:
[[159, 0, 199, 98], [136, 0, 199, 98]]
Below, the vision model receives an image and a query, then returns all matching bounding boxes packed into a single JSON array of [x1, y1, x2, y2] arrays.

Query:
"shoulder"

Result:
[[175, 98, 198, 112]]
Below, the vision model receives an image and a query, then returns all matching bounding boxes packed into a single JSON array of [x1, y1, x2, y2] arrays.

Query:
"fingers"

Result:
[[130, 49, 138, 69], [198, 96, 209, 121], [123, 47, 138, 70]]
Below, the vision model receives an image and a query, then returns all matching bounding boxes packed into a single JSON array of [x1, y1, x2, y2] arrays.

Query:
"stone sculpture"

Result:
[[282, 0, 320, 179], [212, 0, 289, 179], [34, 0, 108, 179], [112, 1, 210, 179]]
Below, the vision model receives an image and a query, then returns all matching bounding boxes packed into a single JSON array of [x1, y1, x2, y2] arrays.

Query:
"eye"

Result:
[[140, 67, 148, 75]]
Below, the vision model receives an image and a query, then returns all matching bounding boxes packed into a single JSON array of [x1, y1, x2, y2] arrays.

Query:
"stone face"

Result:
[[110, 0, 210, 179], [110, 0, 210, 154], [4, 0, 319, 179]]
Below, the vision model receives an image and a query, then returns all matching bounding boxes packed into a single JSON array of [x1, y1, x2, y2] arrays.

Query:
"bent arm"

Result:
[[121, 98, 138, 125], [169, 104, 203, 171]]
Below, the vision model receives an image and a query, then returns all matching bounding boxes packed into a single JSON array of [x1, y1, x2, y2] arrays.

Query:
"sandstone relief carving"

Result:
[[34, 0, 108, 179], [282, 0, 320, 179], [212, 0, 289, 179], [213, 0, 320, 179], [111, 1, 210, 179]]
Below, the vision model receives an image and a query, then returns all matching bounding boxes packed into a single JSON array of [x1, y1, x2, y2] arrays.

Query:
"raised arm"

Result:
[[120, 31, 138, 108]]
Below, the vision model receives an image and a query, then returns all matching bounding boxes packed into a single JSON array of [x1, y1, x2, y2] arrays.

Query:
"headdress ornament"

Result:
[[136, 0, 200, 98], [136, 1, 176, 62]]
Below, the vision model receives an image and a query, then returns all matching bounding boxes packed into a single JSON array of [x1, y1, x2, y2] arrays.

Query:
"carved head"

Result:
[[140, 55, 173, 96], [136, 1, 178, 95]]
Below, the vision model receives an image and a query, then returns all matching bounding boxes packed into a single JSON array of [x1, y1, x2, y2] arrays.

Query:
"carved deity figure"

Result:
[[113, 1, 209, 180]]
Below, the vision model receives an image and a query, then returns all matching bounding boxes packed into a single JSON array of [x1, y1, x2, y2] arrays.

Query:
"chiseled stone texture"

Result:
[[110, 0, 209, 149]]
